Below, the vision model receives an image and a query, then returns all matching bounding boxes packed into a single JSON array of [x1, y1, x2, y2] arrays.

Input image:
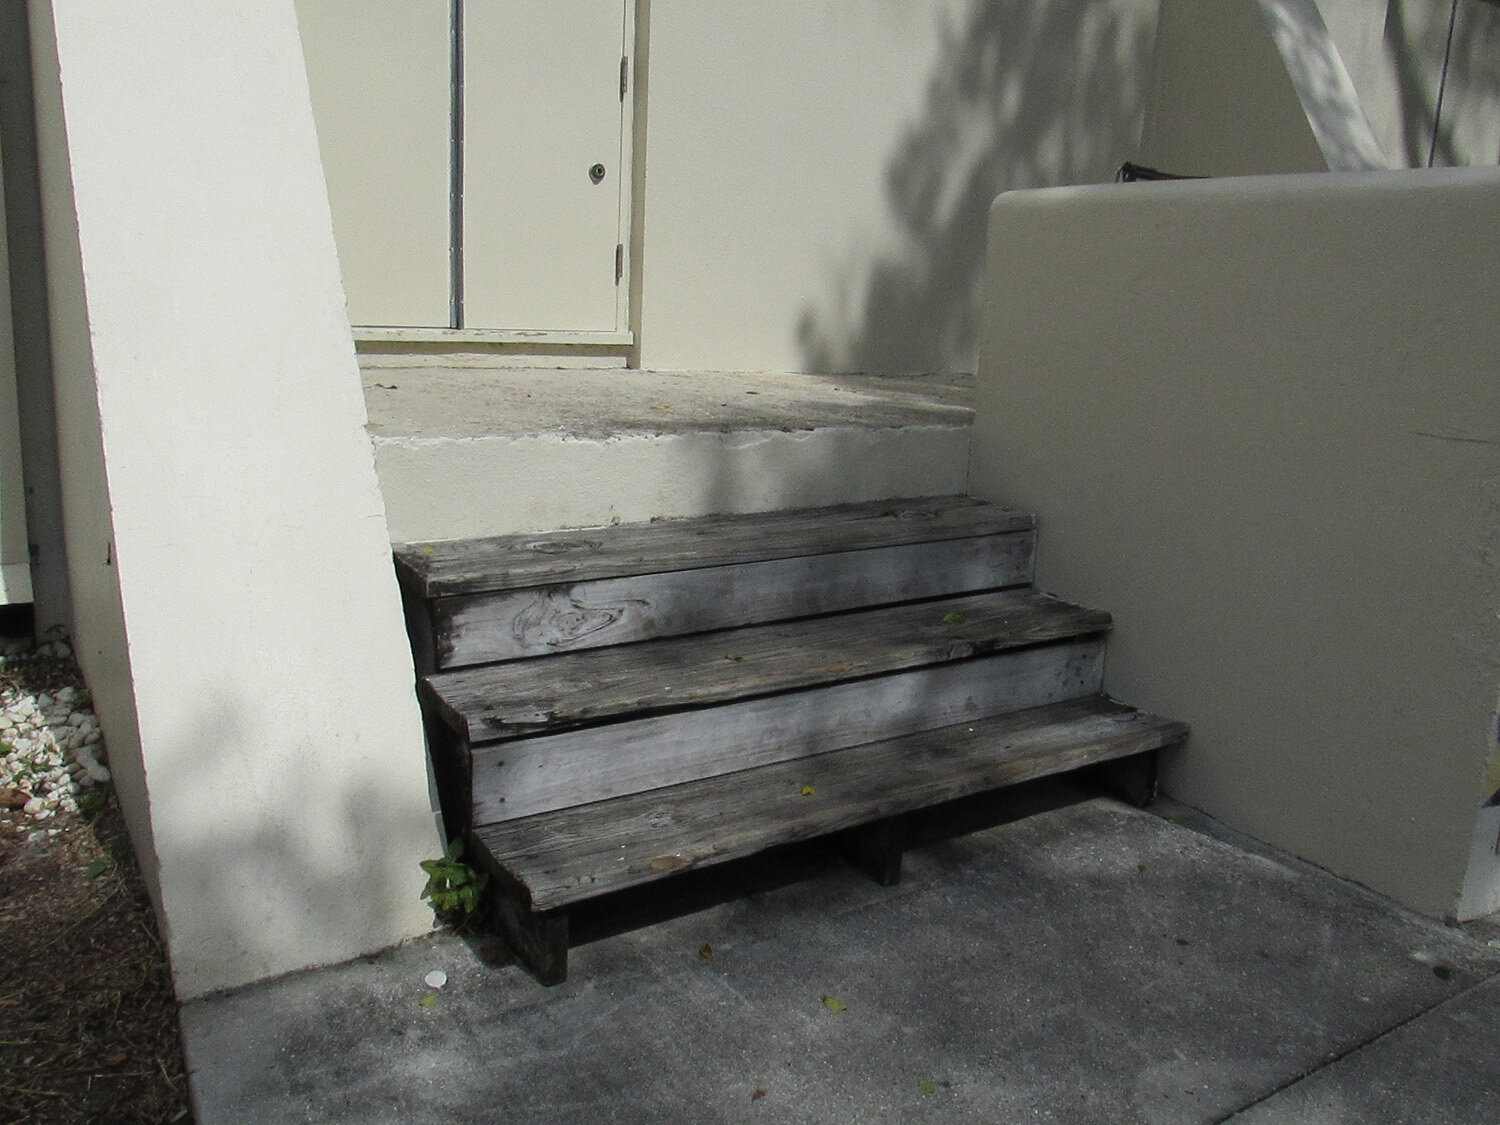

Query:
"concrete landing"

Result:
[[361, 367, 973, 542], [180, 789, 1500, 1124]]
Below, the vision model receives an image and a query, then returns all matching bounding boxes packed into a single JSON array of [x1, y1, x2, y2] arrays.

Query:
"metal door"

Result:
[[462, 0, 632, 333]]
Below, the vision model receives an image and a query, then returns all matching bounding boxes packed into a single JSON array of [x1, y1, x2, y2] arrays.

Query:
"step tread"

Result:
[[473, 696, 1188, 912], [425, 589, 1111, 743], [397, 496, 1032, 598]]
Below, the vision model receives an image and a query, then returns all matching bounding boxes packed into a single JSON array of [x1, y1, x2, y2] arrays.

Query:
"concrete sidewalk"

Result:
[[180, 785, 1500, 1123]]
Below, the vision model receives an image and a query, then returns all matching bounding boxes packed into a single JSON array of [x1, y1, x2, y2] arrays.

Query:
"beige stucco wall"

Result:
[[0, 130, 32, 605], [970, 168, 1500, 919], [634, 0, 1160, 375], [295, 0, 1163, 373], [295, 0, 450, 329], [30, 0, 441, 998]]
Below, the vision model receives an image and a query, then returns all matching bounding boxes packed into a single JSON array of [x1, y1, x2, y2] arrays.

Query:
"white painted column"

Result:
[[30, 0, 441, 997]]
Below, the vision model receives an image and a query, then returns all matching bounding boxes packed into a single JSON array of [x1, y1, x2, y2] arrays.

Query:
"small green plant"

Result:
[[77, 786, 108, 818], [419, 838, 489, 923]]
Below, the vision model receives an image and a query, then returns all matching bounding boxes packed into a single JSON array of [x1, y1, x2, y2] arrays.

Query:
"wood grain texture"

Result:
[[424, 589, 1111, 742], [395, 495, 1032, 598], [474, 697, 1189, 910], [470, 638, 1105, 824], [433, 532, 1034, 668]]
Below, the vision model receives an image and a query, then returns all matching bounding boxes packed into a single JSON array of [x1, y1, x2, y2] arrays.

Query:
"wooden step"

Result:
[[422, 588, 1111, 744], [397, 496, 1032, 597], [467, 635, 1105, 823], [395, 497, 1034, 671], [472, 697, 1189, 983]]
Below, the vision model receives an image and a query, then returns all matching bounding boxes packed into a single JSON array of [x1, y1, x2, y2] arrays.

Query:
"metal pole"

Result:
[[450, 0, 465, 329]]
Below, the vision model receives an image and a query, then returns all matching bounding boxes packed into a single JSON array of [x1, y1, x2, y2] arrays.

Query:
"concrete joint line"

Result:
[[1212, 968, 1500, 1122]]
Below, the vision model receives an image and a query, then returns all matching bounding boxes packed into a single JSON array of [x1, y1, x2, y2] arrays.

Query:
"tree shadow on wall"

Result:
[[1386, 0, 1500, 167], [795, 0, 1157, 377]]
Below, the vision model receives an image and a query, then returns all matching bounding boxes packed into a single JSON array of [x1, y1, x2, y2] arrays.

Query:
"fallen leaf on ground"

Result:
[[942, 612, 968, 625], [751, 1089, 767, 1101], [699, 943, 714, 961], [420, 994, 438, 1008], [650, 855, 688, 871], [801, 786, 816, 797], [917, 1077, 937, 1096], [821, 995, 847, 1013]]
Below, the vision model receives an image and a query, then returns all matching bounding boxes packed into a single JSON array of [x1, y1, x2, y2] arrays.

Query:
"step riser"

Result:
[[424, 589, 1112, 743], [470, 637, 1104, 823], [429, 531, 1036, 669]]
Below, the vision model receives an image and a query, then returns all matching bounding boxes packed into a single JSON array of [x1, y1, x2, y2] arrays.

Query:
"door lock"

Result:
[[589, 163, 607, 184]]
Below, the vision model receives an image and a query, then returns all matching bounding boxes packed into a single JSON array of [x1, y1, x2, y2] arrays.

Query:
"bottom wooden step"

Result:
[[471, 696, 1188, 983]]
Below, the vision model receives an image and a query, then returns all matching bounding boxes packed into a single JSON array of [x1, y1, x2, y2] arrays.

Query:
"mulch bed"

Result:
[[0, 660, 190, 1123]]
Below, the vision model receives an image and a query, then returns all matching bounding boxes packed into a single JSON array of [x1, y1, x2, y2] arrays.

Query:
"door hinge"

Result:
[[620, 56, 629, 100], [615, 244, 624, 284]]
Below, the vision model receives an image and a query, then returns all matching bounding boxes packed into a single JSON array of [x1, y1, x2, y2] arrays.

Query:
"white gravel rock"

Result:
[[0, 637, 108, 819]]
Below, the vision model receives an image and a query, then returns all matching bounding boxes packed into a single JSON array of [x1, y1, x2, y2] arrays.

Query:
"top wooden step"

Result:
[[395, 496, 1032, 599]]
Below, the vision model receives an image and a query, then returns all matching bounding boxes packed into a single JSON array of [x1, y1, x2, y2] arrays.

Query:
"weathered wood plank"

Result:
[[396, 495, 1032, 598], [473, 697, 1189, 911], [433, 531, 1034, 668], [470, 638, 1105, 824], [424, 589, 1110, 742], [418, 696, 474, 840]]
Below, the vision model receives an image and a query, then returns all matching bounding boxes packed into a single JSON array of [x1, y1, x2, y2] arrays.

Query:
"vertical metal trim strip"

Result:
[[450, 0, 465, 328]]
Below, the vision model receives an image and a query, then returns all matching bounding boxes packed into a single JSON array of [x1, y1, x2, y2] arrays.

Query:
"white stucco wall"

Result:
[[969, 169, 1500, 919], [0, 131, 32, 605], [634, 0, 1160, 375], [30, 0, 441, 998]]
